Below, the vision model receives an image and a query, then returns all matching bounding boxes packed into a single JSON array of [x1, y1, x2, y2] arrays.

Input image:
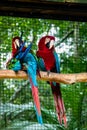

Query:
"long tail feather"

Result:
[[30, 78, 43, 124], [50, 82, 67, 127], [31, 85, 43, 124]]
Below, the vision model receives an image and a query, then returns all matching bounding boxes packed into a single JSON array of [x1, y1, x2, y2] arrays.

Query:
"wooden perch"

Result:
[[0, 70, 87, 84]]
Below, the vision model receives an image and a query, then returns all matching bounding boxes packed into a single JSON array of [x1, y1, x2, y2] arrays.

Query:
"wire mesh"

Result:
[[0, 16, 87, 130]]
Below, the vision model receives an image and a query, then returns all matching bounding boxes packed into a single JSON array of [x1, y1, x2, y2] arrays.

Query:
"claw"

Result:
[[47, 70, 50, 76]]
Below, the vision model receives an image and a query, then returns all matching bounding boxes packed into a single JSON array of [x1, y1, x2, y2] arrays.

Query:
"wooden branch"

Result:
[[0, 70, 87, 84]]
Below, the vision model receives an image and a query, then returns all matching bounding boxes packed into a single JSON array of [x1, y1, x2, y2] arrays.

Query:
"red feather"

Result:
[[51, 83, 67, 127], [31, 85, 41, 115], [30, 78, 43, 124]]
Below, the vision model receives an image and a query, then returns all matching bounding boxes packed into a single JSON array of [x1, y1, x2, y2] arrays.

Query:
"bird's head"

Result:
[[38, 35, 55, 51], [12, 36, 23, 57]]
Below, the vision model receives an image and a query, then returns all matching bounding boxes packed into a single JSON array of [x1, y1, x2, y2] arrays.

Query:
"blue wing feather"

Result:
[[53, 52, 60, 73]]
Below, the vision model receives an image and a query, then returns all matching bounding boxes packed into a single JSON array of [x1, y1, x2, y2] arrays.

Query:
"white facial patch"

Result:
[[45, 38, 50, 44], [49, 40, 54, 49]]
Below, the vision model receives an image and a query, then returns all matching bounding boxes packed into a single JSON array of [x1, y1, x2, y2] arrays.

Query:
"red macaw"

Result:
[[7, 36, 43, 124], [36, 35, 67, 127]]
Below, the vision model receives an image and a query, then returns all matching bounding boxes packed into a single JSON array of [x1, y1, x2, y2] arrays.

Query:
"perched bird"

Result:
[[36, 35, 67, 127], [6, 36, 43, 124]]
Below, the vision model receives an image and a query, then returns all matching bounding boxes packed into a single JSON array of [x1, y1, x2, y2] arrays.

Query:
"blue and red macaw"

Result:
[[6, 36, 43, 124], [36, 35, 67, 127]]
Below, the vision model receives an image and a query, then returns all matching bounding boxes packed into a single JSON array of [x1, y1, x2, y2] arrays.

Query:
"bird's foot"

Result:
[[47, 70, 50, 76]]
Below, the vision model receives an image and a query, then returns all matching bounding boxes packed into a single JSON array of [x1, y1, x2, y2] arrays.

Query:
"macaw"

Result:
[[6, 36, 43, 124], [36, 35, 67, 127]]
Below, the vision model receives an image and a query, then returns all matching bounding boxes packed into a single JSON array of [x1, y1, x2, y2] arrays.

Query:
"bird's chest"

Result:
[[43, 52, 55, 70]]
